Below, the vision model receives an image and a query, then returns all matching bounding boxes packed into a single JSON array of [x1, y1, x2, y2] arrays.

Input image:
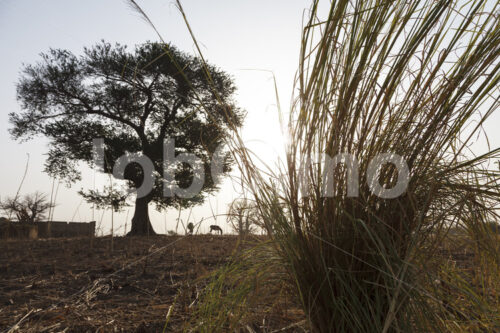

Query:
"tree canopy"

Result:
[[11, 41, 245, 235], [1, 192, 55, 223]]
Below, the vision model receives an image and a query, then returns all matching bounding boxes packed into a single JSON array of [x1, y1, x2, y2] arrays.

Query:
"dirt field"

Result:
[[0, 235, 302, 332], [2, 234, 485, 332]]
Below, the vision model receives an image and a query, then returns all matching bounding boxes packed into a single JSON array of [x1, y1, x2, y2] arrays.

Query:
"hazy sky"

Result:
[[0, 0, 312, 234], [1, 1, 498, 235]]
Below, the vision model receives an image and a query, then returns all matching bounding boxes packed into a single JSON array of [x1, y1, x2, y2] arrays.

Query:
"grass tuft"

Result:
[[128, 0, 500, 331]]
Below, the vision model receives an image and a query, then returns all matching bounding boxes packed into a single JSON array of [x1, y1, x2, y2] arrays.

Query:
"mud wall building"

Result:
[[0, 221, 95, 239]]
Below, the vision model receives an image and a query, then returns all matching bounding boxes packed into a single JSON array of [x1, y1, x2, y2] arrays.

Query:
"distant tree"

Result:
[[227, 199, 258, 237], [0, 192, 55, 223], [187, 222, 194, 235], [11, 41, 245, 235]]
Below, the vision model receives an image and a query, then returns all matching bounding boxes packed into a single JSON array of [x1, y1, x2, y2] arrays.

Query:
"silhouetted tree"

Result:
[[187, 222, 194, 235], [11, 41, 244, 235], [227, 199, 258, 236], [0, 192, 55, 223]]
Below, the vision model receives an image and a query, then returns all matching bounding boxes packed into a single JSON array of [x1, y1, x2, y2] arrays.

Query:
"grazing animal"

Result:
[[209, 225, 223, 235]]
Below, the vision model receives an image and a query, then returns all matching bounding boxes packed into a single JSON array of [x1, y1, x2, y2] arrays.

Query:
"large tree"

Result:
[[11, 41, 244, 235]]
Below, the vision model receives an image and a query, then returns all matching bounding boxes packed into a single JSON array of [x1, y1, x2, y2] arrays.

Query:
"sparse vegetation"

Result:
[[1, 0, 499, 331], [0, 192, 55, 223], [227, 199, 258, 237], [0, 236, 255, 331]]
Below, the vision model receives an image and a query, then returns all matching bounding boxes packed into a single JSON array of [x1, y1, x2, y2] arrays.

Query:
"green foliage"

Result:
[[11, 41, 245, 233], [188, 242, 289, 332], [78, 186, 130, 212]]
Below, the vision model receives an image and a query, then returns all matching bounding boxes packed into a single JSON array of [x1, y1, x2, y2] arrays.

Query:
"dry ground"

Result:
[[2, 234, 488, 332], [0, 235, 303, 332]]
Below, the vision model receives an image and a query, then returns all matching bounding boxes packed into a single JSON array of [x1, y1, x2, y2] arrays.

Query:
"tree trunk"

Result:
[[128, 196, 156, 236]]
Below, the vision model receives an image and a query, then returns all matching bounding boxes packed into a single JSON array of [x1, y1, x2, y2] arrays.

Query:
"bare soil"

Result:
[[0, 235, 302, 332]]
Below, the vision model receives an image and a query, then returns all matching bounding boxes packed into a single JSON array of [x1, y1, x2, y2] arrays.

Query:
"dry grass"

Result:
[[1, 236, 287, 332], [100, 0, 500, 331]]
